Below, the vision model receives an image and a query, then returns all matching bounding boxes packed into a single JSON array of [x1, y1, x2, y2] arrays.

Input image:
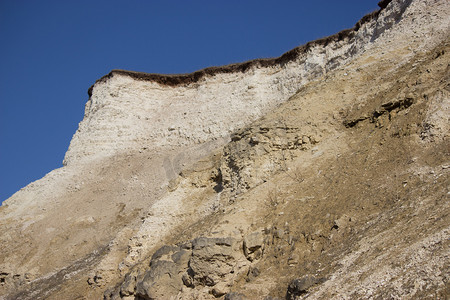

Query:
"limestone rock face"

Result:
[[63, 0, 419, 167], [189, 237, 239, 286], [1, 0, 449, 299]]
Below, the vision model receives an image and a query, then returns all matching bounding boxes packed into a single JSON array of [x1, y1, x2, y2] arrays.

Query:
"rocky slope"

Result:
[[1, 0, 449, 299]]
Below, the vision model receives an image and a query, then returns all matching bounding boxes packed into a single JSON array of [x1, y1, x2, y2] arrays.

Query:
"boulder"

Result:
[[225, 292, 247, 300], [286, 275, 325, 299], [243, 231, 265, 261], [188, 237, 237, 286], [134, 245, 191, 299]]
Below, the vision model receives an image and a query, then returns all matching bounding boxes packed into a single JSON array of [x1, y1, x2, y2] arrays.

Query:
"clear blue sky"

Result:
[[0, 0, 379, 203]]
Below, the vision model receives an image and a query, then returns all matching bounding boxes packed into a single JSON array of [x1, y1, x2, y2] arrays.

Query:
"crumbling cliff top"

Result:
[[88, 0, 391, 96]]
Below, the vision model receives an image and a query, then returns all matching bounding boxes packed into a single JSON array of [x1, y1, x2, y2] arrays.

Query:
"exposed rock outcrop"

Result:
[[105, 232, 267, 299], [0, 0, 449, 299]]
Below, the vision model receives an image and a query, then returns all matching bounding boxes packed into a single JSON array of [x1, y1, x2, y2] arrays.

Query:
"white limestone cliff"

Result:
[[63, 0, 428, 166]]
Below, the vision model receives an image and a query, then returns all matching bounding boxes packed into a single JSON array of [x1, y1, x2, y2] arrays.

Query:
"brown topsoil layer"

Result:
[[88, 0, 392, 96]]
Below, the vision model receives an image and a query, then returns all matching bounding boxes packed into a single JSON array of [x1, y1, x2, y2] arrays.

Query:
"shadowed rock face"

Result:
[[1, 0, 449, 299]]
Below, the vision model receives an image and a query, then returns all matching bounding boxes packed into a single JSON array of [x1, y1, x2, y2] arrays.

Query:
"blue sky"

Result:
[[0, 0, 378, 203]]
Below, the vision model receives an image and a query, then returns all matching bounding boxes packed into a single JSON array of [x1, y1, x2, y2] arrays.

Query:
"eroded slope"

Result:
[[0, 0, 449, 299], [105, 38, 450, 300]]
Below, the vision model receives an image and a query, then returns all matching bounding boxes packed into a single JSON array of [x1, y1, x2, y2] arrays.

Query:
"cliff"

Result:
[[62, 0, 410, 166], [0, 0, 449, 299]]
